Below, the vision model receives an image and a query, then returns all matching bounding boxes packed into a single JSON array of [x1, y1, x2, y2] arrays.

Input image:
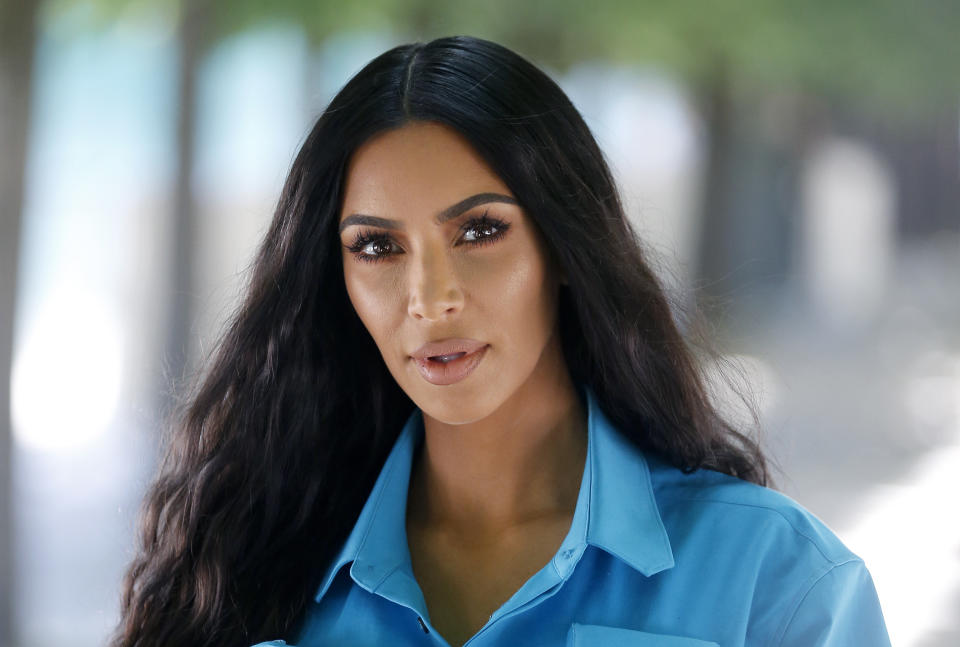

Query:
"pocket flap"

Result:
[[567, 623, 719, 647]]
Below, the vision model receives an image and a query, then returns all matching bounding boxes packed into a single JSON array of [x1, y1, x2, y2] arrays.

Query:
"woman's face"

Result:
[[338, 121, 564, 423]]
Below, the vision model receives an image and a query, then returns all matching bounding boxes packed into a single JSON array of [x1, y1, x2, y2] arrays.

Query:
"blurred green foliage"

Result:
[[42, 0, 960, 116]]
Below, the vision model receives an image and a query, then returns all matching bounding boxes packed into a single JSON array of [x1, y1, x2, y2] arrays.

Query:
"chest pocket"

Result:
[[567, 624, 720, 647]]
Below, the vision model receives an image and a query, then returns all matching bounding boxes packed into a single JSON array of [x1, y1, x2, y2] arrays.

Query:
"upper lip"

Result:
[[410, 338, 488, 360]]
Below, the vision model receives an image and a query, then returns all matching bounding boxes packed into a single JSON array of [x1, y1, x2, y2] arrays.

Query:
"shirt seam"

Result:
[[372, 563, 405, 594], [771, 557, 863, 646], [655, 495, 848, 566], [551, 559, 563, 578]]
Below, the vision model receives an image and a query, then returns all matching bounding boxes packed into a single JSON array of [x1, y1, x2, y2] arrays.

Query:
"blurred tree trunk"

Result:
[[867, 106, 960, 239], [160, 0, 213, 422], [692, 63, 810, 325], [692, 60, 737, 308], [0, 0, 40, 642]]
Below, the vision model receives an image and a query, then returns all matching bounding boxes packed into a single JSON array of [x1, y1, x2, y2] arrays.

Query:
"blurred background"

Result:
[[1, 0, 958, 645]]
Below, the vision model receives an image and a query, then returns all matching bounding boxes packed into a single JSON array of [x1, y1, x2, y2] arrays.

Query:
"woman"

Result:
[[112, 36, 890, 647]]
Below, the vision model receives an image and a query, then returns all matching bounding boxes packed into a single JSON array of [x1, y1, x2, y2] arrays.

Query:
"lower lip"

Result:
[[413, 345, 490, 386]]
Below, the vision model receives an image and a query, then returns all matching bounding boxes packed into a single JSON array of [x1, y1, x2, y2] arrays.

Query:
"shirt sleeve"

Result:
[[777, 559, 891, 647]]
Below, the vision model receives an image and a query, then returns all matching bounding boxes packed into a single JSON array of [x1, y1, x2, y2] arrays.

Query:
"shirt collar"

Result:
[[579, 383, 675, 575], [314, 383, 674, 603]]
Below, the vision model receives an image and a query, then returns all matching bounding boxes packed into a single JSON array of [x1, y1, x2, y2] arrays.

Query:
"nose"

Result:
[[407, 247, 464, 322]]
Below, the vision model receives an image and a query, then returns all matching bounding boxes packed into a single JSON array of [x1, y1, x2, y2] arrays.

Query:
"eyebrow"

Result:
[[338, 192, 519, 234]]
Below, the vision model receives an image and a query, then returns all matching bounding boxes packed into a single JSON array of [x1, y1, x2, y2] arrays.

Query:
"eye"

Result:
[[344, 230, 398, 264], [344, 211, 511, 264], [460, 212, 510, 246]]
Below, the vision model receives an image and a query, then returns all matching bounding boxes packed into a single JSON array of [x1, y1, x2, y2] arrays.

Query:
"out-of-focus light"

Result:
[[904, 350, 960, 433], [801, 137, 895, 330], [839, 353, 960, 646], [12, 287, 124, 451]]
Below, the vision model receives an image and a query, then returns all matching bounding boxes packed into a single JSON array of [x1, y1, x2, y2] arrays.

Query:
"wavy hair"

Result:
[[111, 35, 769, 647]]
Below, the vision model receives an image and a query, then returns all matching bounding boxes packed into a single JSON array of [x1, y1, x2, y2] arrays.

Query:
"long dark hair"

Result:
[[112, 35, 769, 647]]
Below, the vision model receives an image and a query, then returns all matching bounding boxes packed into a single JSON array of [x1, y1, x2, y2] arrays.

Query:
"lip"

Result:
[[410, 338, 488, 360], [411, 341, 490, 386]]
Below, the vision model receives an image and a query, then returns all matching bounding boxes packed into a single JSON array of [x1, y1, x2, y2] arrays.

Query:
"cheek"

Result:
[[343, 265, 401, 340], [484, 248, 556, 333]]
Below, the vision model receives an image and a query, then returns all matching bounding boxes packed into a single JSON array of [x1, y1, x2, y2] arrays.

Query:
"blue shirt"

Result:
[[253, 384, 890, 646]]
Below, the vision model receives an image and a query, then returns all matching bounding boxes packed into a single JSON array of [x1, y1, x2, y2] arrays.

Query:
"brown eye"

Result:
[[344, 213, 511, 264], [345, 230, 397, 263], [459, 213, 510, 246]]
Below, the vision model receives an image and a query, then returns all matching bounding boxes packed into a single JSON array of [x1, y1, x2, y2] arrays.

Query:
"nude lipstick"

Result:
[[410, 338, 489, 386]]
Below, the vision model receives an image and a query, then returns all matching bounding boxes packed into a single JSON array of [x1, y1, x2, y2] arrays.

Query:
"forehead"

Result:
[[340, 122, 513, 217]]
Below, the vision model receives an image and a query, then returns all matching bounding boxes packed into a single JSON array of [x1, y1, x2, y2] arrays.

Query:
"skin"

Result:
[[338, 121, 587, 646]]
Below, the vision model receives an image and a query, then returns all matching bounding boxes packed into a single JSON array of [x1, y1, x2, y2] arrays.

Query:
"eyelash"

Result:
[[345, 211, 511, 264]]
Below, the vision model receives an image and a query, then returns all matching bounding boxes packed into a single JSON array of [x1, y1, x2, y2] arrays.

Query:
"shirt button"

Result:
[[418, 617, 429, 634]]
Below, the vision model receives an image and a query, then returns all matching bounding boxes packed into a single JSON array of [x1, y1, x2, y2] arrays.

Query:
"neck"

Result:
[[406, 341, 587, 539]]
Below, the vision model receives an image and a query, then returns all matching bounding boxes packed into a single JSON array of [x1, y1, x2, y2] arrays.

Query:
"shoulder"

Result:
[[643, 455, 890, 645], [645, 452, 858, 569]]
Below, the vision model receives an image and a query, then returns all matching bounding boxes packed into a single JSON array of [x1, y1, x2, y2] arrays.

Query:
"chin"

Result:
[[410, 383, 502, 426]]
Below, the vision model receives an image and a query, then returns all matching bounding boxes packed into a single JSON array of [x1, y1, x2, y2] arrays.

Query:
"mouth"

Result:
[[428, 352, 467, 363], [412, 344, 490, 386]]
